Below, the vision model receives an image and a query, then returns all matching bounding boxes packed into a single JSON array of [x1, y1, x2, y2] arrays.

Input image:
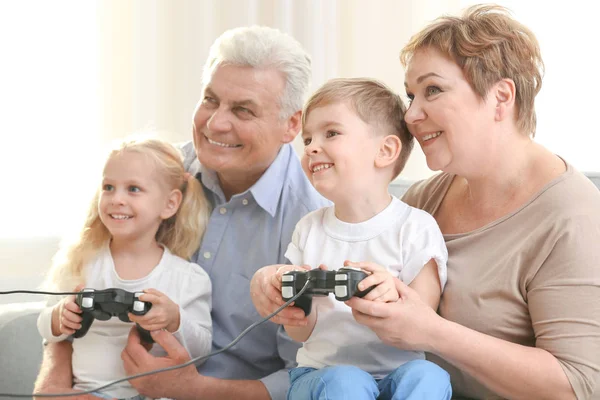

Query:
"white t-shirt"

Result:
[[285, 196, 447, 378], [37, 244, 212, 399]]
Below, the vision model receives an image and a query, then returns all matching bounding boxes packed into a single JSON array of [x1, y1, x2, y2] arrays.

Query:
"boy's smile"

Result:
[[301, 102, 381, 203]]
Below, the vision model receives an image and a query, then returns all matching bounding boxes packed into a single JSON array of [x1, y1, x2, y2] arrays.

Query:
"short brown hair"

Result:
[[400, 4, 544, 136], [303, 78, 413, 179]]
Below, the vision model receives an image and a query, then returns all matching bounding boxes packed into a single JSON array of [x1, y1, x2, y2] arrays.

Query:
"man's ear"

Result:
[[161, 189, 183, 220], [494, 78, 516, 122], [281, 110, 302, 144], [375, 135, 402, 169]]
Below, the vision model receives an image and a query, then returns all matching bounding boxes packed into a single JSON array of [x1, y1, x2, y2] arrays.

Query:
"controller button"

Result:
[[133, 301, 145, 312], [134, 292, 143, 298], [342, 267, 361, 272], [335, 274, 348, 281], [282, 275, 295, 282], [282, 287, 294, 299], [82, 297, 94, 308], [83, 288, 94, 292], [334, 286, 348, 298]]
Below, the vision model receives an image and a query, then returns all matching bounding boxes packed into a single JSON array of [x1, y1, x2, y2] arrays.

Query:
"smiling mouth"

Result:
[[110, 214, 132, 220], [205, 135, 242, 148], [311, 163, 334, 173], [423, 131, 442, 142]]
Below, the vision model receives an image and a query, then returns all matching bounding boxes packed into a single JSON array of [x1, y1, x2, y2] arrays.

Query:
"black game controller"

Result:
[[281, 267, 375, 315], [74, 288, 154, 343]]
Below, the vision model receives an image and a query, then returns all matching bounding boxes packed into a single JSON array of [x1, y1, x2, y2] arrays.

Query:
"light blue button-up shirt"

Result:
[[182, 142, 329, 400]]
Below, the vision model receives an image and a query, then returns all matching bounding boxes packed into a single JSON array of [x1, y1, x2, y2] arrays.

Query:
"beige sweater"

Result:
[[402, 164, 600, 400]]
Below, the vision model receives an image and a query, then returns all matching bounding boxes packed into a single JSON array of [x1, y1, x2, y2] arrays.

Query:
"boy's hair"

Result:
[[202, 25, 311, 120], [45, 138, 211, 290], [303, 78, 413, 179], [400, 4, 544, 136]]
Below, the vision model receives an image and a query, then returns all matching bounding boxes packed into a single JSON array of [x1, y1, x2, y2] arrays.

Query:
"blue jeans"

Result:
[[91, 391, 146, 400], [288, 360, 452, 400]]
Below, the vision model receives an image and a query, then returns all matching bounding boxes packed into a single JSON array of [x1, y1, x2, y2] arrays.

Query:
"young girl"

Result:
[[37, 138, 213, 400]]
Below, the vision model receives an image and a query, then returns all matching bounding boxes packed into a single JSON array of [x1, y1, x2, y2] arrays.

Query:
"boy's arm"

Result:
[[407, 259, 441, 310], [283, 308, 317, 342]]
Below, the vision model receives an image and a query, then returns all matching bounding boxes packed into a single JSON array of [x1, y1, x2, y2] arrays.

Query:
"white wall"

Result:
[[0, 0, 598, 304]]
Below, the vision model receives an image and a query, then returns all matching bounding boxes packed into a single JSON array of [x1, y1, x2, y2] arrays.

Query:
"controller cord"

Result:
[[0, 279, 313, 398]]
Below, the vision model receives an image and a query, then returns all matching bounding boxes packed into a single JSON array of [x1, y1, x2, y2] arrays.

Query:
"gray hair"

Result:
[[202, 26, 312, 119]]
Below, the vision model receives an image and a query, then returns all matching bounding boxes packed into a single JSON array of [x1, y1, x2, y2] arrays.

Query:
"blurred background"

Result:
[[0, 0, 598, 303]]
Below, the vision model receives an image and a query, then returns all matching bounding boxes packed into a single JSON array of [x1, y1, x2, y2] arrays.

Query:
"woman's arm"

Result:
[[346, 279, 576, 400], [430, 315, 575, 400]]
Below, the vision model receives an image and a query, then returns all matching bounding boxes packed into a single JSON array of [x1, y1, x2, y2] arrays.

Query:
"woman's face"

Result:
[[404, 47, 495, 174]]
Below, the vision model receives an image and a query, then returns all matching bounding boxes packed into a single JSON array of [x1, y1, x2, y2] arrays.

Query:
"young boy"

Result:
[[283, 78, 452, 399]]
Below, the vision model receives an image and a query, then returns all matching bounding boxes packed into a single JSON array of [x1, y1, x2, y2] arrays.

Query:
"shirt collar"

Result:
[[188, 144, 292, 217], [249, 144, 290, 217]]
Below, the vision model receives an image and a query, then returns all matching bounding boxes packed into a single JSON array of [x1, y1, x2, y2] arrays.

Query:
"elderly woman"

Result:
[[250, 5, 600, 399]]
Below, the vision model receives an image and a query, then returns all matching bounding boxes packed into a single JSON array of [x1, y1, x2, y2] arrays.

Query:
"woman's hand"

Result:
[[346, 277, 442, 352], [344, 260, 399, 302], [129, 289, 180, 333], [250, 264, 310, 326]]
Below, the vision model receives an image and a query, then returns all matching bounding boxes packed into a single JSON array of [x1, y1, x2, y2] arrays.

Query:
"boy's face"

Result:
[[301, 102, 382, 202]]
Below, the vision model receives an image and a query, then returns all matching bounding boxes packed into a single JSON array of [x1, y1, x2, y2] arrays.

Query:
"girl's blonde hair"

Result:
[[45, 138, 211, 290]]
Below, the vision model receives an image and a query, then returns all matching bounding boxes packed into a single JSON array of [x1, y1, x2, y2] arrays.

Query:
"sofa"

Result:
[[1, 174, 599, 399]]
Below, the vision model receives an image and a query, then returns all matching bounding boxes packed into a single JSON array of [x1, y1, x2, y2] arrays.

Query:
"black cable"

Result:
[[0, 279, 312, 398], [0, 290, 122, 296]]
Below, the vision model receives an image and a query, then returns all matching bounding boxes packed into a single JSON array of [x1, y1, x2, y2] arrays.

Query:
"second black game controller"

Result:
[[74, 288, 154, 343], [281, 267, 375, 315]]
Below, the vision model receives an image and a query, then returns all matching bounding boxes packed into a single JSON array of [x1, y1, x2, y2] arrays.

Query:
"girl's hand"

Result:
[[128, 288, 180, 333], [51, 285, 84, 336], [344, 260, 399, 303]]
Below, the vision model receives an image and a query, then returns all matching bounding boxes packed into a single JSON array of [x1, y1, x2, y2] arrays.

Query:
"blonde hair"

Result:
[[45, 138, 211, 290], [400, 4, 544, 136], [303, 78, 413, 180]]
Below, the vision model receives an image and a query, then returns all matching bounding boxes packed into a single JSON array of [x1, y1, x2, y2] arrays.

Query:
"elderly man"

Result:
[[34, 26, 328, 400]]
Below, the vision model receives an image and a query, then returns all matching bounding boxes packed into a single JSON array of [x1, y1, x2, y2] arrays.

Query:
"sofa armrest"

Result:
[[0, 301, 45, 399]]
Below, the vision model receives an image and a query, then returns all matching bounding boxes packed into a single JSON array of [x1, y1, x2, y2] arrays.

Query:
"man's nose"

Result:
[[206, 107, 233, 132]]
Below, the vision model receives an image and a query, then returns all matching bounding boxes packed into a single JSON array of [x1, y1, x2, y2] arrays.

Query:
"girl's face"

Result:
[[98, 151, 179, 244], [403, 47, 495, 175]]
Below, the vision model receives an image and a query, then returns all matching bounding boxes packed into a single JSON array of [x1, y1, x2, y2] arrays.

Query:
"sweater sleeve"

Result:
[[527, 213, 600, 400]]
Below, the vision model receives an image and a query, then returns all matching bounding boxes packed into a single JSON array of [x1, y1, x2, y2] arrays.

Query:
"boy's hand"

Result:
[[128, 289, 180, 333], [250, 264, 311, 326], [51, 285, 84, 336], [344, 260, 400, 303]]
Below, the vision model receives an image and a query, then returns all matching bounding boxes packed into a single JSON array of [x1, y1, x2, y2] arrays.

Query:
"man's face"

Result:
[[192, 64, 298, 191]]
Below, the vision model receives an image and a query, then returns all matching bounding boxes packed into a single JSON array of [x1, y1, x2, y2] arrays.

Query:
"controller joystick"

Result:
[[281, 267, 375, 316], [74, 288, 154, 343]]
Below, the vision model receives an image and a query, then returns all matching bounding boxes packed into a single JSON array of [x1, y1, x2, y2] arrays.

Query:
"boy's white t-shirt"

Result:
[[37, 244, 212, 399], [285, 196, 447, 378]]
